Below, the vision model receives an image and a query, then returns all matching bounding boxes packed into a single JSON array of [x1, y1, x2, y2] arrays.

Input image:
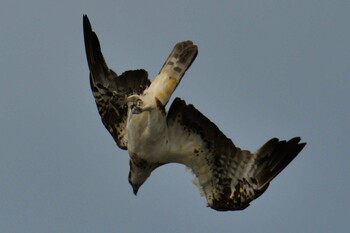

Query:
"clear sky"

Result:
[[1, 0, 349, 232]]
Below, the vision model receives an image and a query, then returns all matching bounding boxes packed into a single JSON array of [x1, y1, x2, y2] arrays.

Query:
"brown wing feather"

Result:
[[167, 98, 306, 211], [83, 15, 151, 149], [253, 137, 306, 187]]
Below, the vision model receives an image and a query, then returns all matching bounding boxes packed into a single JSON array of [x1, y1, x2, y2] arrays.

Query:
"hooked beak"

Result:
[[132, 186, 139, 196]]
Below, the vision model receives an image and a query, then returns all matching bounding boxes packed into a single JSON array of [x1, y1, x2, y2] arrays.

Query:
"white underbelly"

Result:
[[126, 112, 169, 163]]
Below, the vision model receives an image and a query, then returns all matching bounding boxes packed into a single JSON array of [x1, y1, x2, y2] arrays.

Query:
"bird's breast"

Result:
[[126, 111, 169, 162]]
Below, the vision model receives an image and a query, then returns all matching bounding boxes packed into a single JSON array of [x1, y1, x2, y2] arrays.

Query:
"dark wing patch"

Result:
[[83, 15, 151, 149], [167, 98, 306, 211]]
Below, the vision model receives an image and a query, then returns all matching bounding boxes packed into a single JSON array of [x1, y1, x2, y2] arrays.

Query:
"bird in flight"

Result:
[[83, 15, 306, 211]]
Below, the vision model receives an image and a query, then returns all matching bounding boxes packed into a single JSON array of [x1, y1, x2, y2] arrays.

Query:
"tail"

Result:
[[159, 41, 198, 78], [145, 41, 198, 106]]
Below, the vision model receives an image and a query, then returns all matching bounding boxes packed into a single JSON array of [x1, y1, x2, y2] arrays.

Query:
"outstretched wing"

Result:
[[83, 15, 150, 149], [167, 98, 306, 211], [144, 41, 198, 106]]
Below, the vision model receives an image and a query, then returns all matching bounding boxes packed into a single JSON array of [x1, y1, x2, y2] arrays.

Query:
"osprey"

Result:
[[83, 15, 306, 211]]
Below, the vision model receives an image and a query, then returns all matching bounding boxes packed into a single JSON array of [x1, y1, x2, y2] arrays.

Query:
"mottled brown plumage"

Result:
[[84, 16, 150, 149], [83, 15, 306, 211]]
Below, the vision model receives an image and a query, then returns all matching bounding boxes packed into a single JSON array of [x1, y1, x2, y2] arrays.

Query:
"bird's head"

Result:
[[128, 159, 153, 195]]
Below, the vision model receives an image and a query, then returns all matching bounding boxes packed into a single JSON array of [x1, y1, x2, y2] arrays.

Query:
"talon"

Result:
[[131, 105, 142, 114], [126, 96, 142, 114], [126, 95, 152, 114], [136, 99, 143, 107]]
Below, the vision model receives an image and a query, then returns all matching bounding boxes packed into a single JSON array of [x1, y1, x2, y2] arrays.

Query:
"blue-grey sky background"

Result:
[[1, 1, 349, 232]]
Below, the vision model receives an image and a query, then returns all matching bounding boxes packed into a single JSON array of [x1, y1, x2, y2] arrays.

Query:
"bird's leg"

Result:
[[127, 95, 153, 114]]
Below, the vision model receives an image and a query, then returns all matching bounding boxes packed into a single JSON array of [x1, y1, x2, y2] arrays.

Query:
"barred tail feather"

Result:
[[145, 41, 198, 106]]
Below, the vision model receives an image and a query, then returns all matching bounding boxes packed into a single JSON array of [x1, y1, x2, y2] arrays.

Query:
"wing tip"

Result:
[[256, 136, 306, 187], [83, 14, 92, 36], [83, 15, 112, 78], [287, 137, 307, 158]]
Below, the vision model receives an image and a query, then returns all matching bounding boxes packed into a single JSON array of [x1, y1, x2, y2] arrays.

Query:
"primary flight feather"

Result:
[[83, 15, 306, 211]]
